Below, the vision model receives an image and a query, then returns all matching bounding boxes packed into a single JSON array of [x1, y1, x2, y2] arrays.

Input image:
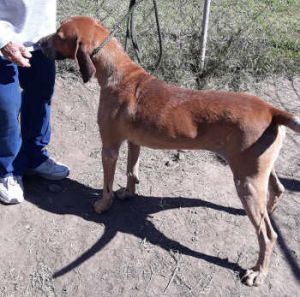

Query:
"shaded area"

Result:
[[271, 217, 300, 284], [280, 177, 300, 192], [24, 175, 246, 279], [24, 176, 300, 284]]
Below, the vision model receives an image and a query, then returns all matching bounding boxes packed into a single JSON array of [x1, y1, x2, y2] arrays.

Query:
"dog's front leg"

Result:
[[116, 141, 140, 200], [94, 145, 120, 213], [126, 141, 140, 193]]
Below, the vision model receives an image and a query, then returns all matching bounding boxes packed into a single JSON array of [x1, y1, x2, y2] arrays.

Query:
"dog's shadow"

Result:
[[280, 177, 300, 192], [23, 175, 299, 282]]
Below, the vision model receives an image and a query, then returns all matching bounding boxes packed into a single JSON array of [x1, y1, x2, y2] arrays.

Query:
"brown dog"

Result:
[[39, 16, 300, 286]]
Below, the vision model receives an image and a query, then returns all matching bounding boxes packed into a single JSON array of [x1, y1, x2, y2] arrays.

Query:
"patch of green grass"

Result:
[[57, 0, 300, 89]]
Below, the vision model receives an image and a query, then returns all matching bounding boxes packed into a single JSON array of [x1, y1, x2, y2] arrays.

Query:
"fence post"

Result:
[[200, 0, 211, 72]]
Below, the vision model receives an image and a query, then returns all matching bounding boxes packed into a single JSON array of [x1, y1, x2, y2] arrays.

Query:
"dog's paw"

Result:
[[94, 198, 113, 214], [115, 188, 134, 200], [242, 269, 267, 287]]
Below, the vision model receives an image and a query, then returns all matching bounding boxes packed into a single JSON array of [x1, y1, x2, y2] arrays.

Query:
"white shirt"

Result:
[[0, 0, 56, 50]]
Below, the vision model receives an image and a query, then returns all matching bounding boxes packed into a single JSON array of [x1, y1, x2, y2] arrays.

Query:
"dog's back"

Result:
[[123, 76, 296, 158]]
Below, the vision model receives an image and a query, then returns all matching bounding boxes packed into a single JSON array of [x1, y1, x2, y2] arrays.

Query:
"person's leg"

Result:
[[0, 57, 24, 204], [18, 50, 55, 169], [18, 50, 69, 180], [0, 57, 23, 177]]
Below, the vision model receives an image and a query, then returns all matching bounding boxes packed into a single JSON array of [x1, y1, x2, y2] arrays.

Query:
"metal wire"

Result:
[[92, 0, 163, 70], [91, 0, 142, 57]]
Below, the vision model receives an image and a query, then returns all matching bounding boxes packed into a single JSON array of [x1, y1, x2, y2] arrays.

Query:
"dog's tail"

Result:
[[272, 108, 300, 133]]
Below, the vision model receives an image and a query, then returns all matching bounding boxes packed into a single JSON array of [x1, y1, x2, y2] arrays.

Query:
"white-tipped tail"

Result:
[[273, 109, 300, 133], [289, 116, 300, 133]]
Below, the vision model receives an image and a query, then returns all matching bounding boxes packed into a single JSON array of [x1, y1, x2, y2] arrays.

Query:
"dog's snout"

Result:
[[38, 36, 49, 48], [37, 35, 57, 60], [34, 41, 41, 48]]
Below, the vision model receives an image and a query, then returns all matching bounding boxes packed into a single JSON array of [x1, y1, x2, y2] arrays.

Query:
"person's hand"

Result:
[[0, 41, 32, 67]]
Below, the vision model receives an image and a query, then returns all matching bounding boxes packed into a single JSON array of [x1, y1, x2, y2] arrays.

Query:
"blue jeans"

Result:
[[0, 50, 55, 178]]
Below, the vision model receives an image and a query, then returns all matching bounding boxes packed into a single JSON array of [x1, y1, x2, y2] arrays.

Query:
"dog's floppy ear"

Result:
[[75, 41, 96, 83]]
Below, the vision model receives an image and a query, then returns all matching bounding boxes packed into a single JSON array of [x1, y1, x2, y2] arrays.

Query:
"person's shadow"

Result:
[[23, 175, 300, 283]]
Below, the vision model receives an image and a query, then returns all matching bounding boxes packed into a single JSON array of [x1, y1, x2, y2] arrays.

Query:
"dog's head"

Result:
[[39, 16, 106, 83]]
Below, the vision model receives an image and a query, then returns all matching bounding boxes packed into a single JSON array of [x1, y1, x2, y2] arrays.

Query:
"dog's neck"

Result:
[[92, 38, 146, 91]]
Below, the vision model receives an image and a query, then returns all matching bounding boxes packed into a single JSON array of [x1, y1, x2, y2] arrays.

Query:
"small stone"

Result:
[[172, 151, 185, 162]]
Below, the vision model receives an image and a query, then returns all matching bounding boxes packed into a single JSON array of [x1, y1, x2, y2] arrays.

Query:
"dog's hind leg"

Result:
[[267, 169, 285, 214], [116, 141, 141, 200], [94, 144, 121, 213], [267, 126, 286, 214], [231, 124, 285, 286], [234, 171, 277, 286]]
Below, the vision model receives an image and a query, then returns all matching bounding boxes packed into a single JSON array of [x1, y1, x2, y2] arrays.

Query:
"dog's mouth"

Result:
[[37, 36, 67, 60], [39, 46, 66, 61], [53, 51, 67, 60]]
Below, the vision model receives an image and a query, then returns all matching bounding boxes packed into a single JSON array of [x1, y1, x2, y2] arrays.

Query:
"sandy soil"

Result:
[[0, 75, 299, 297]]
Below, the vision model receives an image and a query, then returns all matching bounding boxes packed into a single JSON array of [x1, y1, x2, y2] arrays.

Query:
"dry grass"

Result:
[[57, 0, 300, 89]]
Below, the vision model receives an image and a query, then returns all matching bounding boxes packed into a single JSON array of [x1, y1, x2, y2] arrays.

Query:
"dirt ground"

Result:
[[0, 75, 299, 297]]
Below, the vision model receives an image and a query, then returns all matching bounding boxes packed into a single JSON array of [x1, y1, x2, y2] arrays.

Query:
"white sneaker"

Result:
[[0, 176, 24, 204], [31, 158, 69, 181]]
